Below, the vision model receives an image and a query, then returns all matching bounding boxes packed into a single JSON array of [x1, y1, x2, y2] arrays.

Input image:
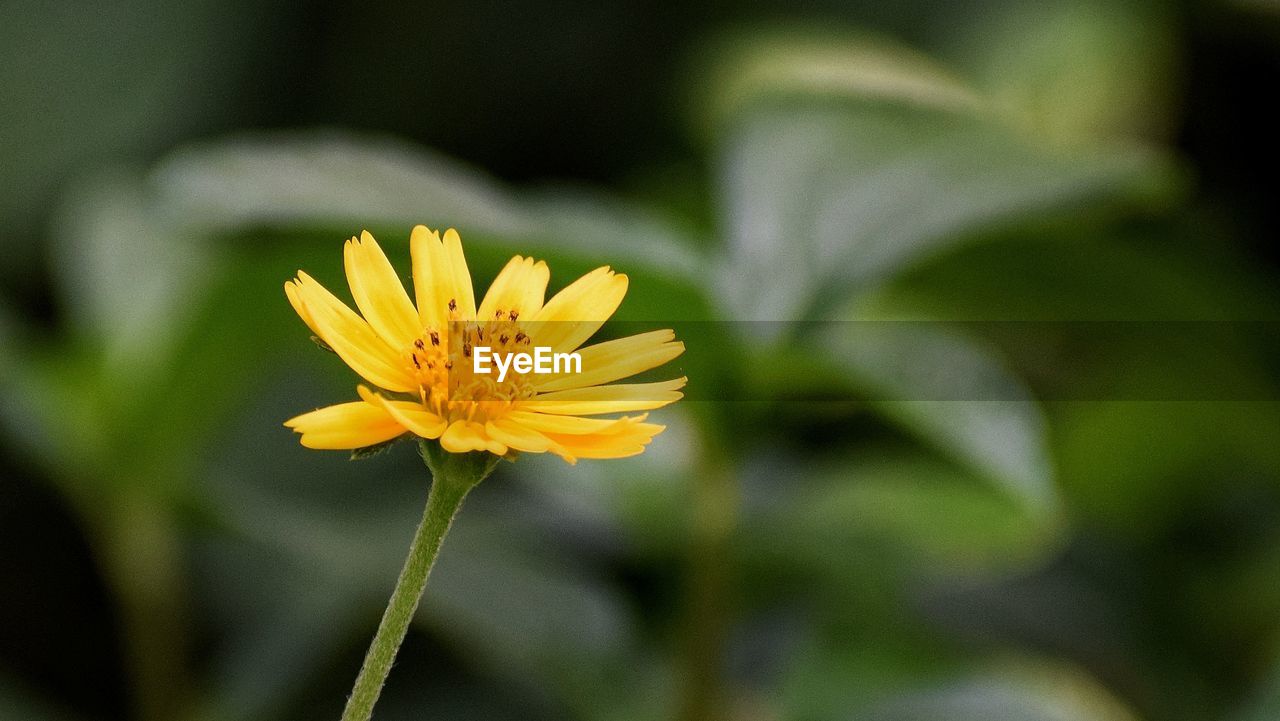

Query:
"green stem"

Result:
[[340, 444, 498, 721], [676, 424, 738, 721], [99, 492, 190, 721]]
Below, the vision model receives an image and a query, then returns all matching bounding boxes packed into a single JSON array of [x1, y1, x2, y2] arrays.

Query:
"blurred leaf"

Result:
[[949, 0, 1179, 145], [197, 400, 652, 721], [747, 453, 1062, 586], [152, 133, 529, 237], [0, 306, 15, 376], [853, 232, 1280, 536], [1234, 655, 1280, 721], [693, 28, 982, 136], [193, 533, 371, 721], [49, 169, 220, 372], [151, 133, 705, 285], [860, 664, 1139, 721], [0, 672, 84, 721], [424, 513, 650, 717], [818, 319, 1057, 514], [510, 409, 701, 557], [1053, 401, 1280, 537], [707, 31, 1178, 321], [45, 131, 709, 377], [0, 0, 269, 267], [852, 231, 1280, 322]]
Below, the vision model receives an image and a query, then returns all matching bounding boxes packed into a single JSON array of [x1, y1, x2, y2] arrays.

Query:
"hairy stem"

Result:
[[340, 445, 497, 721]]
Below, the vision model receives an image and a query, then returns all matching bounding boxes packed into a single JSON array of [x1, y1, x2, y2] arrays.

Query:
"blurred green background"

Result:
[[3, 1, 1280, 720]]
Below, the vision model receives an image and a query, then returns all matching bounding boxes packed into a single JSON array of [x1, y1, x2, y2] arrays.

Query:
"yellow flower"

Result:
[[283, 227, 685, 463]]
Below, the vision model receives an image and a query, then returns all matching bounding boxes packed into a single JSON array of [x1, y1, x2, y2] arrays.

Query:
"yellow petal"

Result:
[[293, 272, 418, 392], [503, 410, 647, 435], [411, 226, 444, 327], [344, 231, 421, 349], [440, 420, 508, 455], [285, 280, 321, 337], [542, 422, 666, 460], [529, 267, 628, 352], [358, 386, 447, 439], [524, 377, 686, 415], [284, 400, 406, 449], [441, 228, 477, 320], [534, 330, 684, 392], [477, 256, 550, 321], [484, 417, 559, 453], [411, 226, 479, 328]]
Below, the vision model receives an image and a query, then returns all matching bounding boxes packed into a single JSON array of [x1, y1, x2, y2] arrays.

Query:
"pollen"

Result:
[[406, 310, 539, 423]]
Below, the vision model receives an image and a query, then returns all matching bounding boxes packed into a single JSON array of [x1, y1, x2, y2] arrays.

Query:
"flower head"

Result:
[[284, 227, 685, 463]]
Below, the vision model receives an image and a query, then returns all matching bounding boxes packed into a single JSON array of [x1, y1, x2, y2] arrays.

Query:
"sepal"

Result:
[[350, 436, 404, 460]]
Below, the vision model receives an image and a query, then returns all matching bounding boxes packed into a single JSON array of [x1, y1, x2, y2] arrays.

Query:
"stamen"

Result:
[[405, 315, 540, 425]]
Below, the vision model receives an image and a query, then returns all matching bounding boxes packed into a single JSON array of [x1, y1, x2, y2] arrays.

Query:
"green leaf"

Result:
[[747, 453, 1062, 586], [148, 132, 706, 285], [151, 133, 529, 237], [860, 665, 1139, 721], [854, 232, 1280, 536], [820, 318, 1057, 514], [693, 28, 982, 139], [49, 169, 220, 372], [948, 0, 1179, 145], [706, 33, 1178, 321]]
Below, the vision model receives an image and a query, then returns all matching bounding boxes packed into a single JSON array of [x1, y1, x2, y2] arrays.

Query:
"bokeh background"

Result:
[[3, 1, 1280, 720]]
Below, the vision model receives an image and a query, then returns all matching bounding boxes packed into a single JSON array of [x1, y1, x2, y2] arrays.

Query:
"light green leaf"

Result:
[[49, 170, 219, 372], [949, 0, 1179, 145], [748, 453, 1061, 584], [152, 133, 530, 237], [861, 665, 1139, 721], [150, 133, 704, 282], [821, 319, 1057, 514], [718, 100, 1173, 320], [693, 28, 982, 137], [705, 31, 1178, 321]]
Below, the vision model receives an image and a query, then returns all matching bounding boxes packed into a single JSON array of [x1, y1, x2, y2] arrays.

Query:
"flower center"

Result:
[[406, 308, 537, 423]]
